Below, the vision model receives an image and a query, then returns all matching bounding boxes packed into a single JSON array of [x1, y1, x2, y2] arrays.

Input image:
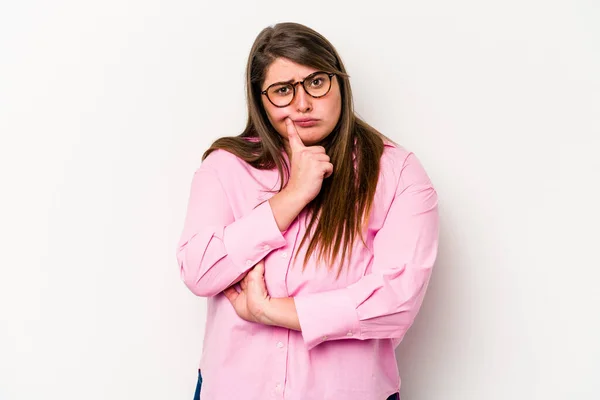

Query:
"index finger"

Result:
[[285, 118, 305, 152]]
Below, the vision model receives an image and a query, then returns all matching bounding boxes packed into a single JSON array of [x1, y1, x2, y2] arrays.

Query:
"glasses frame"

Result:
[[261, 71, 336, 108]]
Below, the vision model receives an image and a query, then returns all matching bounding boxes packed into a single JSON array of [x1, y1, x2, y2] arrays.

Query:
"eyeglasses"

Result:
[[261, 71, 335, 108]]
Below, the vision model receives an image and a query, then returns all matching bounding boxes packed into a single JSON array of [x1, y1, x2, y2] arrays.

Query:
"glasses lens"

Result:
[[267, 84, 294, 107], [304, 72, 331, 97]]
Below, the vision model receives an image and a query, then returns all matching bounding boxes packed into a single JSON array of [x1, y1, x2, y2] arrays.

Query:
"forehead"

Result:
[[264, 58, 318, 86]]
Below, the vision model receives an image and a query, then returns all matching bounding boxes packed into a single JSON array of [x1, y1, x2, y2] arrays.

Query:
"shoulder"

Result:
[[381, 138, 412, 165], [199, 134, 265, 173], [199, 136, 263, 171], [377, 138, 434, 192], [379, 139, 412, 178], [200, 148, 244, 172]]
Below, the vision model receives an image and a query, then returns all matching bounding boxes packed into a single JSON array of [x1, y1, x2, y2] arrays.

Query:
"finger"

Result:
[[323, 162, 334, 179], [285, 118, 305, 152], [248, 263, 265, 283], [248, 264, 268, 295], [223, 287, 239, 303], [312, 153, 330, 163], [307, 145, 326, 154], [254, 260, 265, 276]]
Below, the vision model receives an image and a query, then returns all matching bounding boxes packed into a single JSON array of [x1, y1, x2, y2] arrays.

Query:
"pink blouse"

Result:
[[176, 140, 439, 400]]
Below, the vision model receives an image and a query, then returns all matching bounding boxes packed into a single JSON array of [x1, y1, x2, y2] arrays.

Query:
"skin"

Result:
[[222, 58, 343, 330]]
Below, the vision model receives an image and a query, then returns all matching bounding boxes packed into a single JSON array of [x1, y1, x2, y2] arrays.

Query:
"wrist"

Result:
[[280, 187, 309, 211], [269, 188, 307, 232], [258, 297, 277, 326], [262, 297, 301, 331]]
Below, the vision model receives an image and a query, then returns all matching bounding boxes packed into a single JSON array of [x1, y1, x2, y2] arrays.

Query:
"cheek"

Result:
[[268, 108, 290, 123], [322, 97, 342, 125], [263, 104, 292, 134], [318, 85, 342, 123]]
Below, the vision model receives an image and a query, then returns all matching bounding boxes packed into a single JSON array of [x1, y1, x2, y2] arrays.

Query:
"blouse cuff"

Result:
[[295, 288, 362, 350]]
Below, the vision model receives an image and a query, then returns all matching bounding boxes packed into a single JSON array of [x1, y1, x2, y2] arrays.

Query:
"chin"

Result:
[[298, 129, 331, 144]]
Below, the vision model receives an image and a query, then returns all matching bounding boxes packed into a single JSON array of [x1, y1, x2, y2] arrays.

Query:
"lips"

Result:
[[293, 118, 319, 127]]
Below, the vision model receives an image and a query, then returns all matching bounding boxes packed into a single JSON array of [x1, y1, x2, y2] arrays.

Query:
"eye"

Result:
[[310, 78, 324, 87], [271, 85, 293, 96]]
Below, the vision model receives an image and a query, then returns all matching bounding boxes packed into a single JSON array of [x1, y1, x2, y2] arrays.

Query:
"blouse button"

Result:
[[245, 260, 252, 267], [281, 252, 288, 259], [347, 331, 353, 337]]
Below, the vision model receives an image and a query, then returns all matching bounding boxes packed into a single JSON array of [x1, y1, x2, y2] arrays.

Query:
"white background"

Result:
[[1, 1, 599, 399]]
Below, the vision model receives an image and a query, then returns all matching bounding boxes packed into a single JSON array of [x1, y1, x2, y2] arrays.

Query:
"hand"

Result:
[[223, 260, 272, 325], [285, 117, 334, 204]]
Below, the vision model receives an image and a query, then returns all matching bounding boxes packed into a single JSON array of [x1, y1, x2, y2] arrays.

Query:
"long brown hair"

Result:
[[203, 22, 386, 275]]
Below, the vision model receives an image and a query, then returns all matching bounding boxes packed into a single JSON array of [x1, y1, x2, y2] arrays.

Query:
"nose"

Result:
[[293, 84, 312, 113]]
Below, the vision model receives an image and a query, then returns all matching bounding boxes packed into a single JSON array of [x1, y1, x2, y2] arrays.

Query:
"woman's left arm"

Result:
[[225, 152, 439, 350], [284, 152, 439, 350]]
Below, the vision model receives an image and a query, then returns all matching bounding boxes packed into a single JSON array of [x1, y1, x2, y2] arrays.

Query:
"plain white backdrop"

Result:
[[1, 1, 599, 399]]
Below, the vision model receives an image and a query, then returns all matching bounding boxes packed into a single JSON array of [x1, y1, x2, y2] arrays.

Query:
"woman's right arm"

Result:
[[176, 165, 288, 297], [179, 119, 331, 297]]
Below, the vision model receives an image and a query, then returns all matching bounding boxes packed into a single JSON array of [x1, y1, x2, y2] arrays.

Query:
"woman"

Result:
[[177, 22, 439, 400]]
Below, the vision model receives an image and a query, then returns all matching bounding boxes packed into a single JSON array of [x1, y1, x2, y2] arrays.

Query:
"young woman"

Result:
[[176, 22, 439, 400]]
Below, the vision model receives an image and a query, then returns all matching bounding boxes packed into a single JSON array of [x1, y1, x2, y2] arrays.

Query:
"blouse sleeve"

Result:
[[176, 164, 287, 297], [294, 152, 439, 350]]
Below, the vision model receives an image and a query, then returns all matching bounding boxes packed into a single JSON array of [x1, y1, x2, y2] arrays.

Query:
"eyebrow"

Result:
[[265, 72, 319, 88], [272, 78, 295, 85], [264, 78, 294, 88]]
